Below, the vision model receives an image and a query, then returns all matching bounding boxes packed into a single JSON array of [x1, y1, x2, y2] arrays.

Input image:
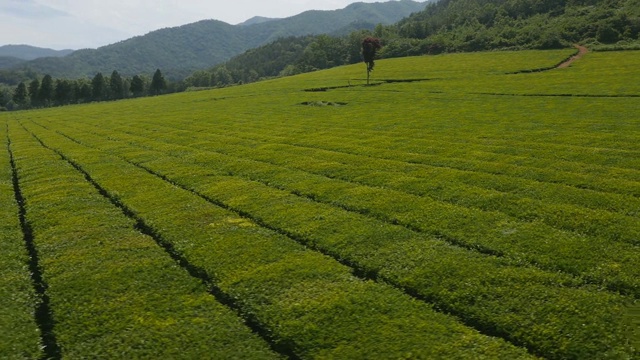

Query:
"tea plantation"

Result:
[[2, 49, 638, 359]]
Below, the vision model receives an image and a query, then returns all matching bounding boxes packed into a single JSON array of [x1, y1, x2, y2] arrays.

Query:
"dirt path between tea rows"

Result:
[[557, 45, 589, 68]]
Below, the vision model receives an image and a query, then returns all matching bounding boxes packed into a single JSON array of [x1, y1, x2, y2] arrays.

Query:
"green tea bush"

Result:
[[35, 122, 637, 359], [3, 49, 638, 359], [7, 123, 279, 359], [22, 122, 534, 359], [0, 124, 42, 359]]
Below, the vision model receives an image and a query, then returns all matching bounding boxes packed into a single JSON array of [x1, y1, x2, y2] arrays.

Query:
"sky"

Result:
[[0, 0, 399, 50]]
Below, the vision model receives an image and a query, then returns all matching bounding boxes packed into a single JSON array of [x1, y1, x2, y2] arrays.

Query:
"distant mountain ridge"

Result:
[[0, 45, 74, 71], [238, 16, 280, 26], [9, 0, 427, 80], [0, 56, 26, 70], [0, 45, 74, 60]]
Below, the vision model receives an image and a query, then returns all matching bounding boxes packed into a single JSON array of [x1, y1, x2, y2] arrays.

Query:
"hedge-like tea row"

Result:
[[60, 120, 640, 297], [210, 115, 640, 177], [229, 124, 638, 208], [9, 50, 639, 359], [84, 118, 640, 245], [0, 123, 42, 359], [257, 135, 640, 196], [34, 121, 638, 359], [113, 117, 640, 219], [165, 107, 639, 197], [239, 122, 639, 216], [164, 107, 638, 180], [210, 139, 640, 246], [21, 122, 535, 359], [8, 123, 280, 358], [128, 94, 639, 197]]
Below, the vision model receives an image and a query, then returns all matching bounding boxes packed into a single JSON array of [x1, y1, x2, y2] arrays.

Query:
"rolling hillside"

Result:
[[0, 45, 74, 71], [10, 0, 427, 80], [183, 0, 640, 89], [0, 45, 73, 61], [385, 0, 640, 55], [1, 49, 638, 359]]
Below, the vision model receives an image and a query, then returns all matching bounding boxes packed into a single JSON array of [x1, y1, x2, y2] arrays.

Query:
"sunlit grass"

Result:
[[2, 48, 638, 359]]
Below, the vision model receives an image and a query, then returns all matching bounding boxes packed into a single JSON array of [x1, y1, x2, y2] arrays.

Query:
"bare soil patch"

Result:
[[557, 45, 589, 68]]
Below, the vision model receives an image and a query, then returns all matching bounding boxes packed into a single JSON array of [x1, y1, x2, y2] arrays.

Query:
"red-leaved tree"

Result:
[[362, 37, 382, 84]]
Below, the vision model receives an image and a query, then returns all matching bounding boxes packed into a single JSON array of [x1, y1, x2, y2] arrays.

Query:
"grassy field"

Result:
[[2, 48, 639, 359]]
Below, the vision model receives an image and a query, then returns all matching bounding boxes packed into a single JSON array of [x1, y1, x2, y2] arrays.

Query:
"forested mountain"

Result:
[[0, 45, 74, 61], [0, 45, 74, 72], [185, 31, 372, 87], [6, 0, 427, 81], [238, 17, 280, 26], [4, 0, 638, 111], [241, 0, 429, 44], [0, 57, 25, 70], [20, 20, 244, 81], [385, 0, 640, 55], [186, 0, 640, 89]]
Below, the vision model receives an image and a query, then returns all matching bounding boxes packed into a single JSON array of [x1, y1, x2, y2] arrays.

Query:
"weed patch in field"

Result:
[[299, 101, 347, 107]]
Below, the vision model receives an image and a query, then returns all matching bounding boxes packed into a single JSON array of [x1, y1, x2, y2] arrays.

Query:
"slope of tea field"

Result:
[[2, 49, 639, 359]]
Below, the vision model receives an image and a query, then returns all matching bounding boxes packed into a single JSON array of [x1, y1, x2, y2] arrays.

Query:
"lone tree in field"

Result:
[[362, 37, 382, 85]]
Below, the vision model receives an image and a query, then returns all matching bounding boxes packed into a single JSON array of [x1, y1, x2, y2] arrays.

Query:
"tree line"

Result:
[[386, 0, 640, 55], [184, 30, 377, 89], [3, 0, 639, 110], [184, 0, 640, 89], [1, 69, 167, 111]]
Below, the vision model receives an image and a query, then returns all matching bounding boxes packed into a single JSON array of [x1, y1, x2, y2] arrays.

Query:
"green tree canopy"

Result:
[[92, 72, 107, 101], [150, 69, 167, 96], [38, 74, 54, 105], [28, 79, 39, 105], [362, 37, 382, 84], [130, 75, 145, 97], [212, 67, 233, 87], [54, 79, 74, 106], [13, 82, 28, 106], [110, 70, 124, 99], [77, 82, 93, 103]]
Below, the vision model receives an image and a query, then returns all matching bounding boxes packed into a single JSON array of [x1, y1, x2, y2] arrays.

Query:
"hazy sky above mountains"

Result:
[[1, 0, 398, 50]]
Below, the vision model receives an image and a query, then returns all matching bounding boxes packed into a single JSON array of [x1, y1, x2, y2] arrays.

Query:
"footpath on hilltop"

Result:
[[558, 45, 589, 69]]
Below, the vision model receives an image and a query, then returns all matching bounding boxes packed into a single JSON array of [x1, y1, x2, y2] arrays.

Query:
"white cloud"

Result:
[[0, 0, 69, 19]]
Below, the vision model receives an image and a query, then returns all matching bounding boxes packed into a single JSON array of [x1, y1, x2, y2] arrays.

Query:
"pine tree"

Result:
[[110, 70, 124, 99], [38, 74, 54, 106], [28, 79, 39, 106], [92, 72, 106, 101], [13, 82, 28, 106], [150, 69, 166, 96], [130, 75, 145, 97], [77, 82, 93, 103], [54, 79, 74, 105]]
